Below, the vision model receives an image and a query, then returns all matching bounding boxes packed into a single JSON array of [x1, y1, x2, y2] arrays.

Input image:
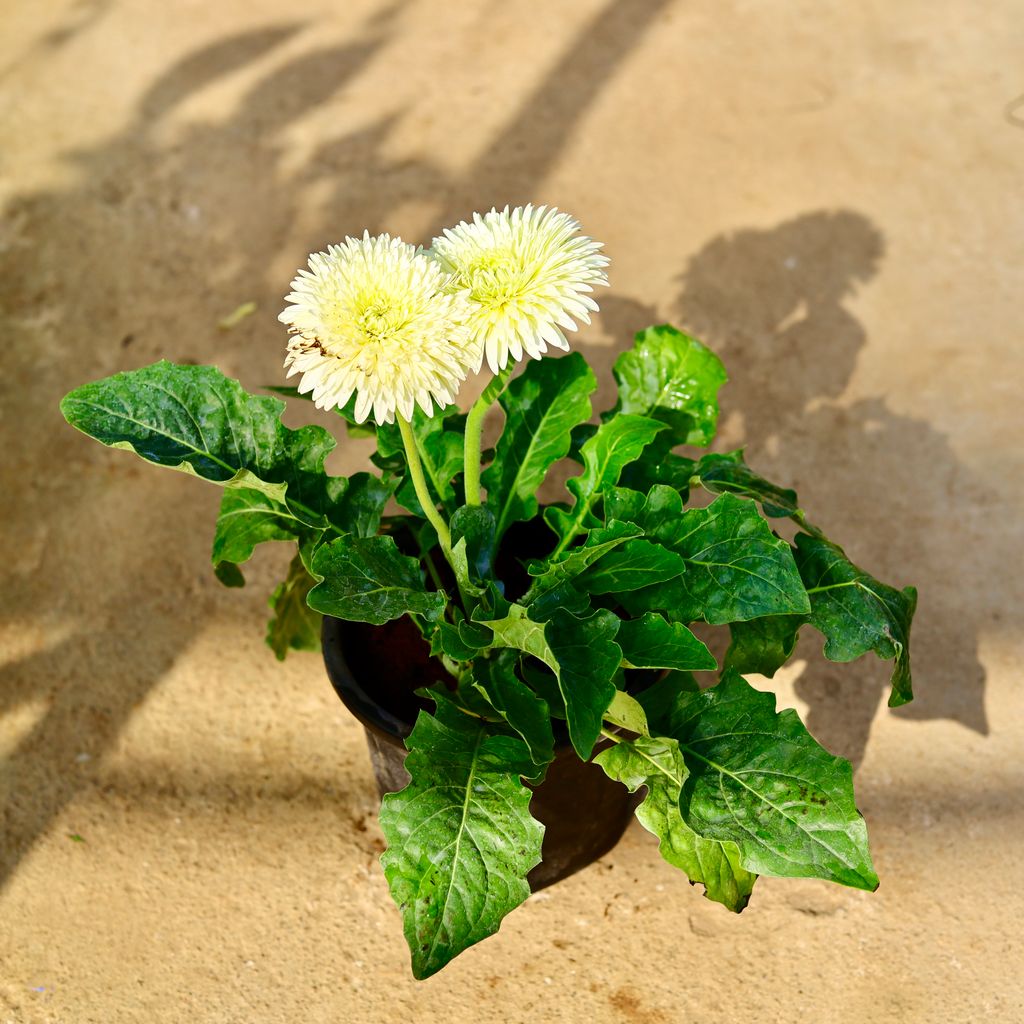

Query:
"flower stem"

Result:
[[398, 416, 452, 557], [462, 395, 488, 506], [463, 363, 514, 506]]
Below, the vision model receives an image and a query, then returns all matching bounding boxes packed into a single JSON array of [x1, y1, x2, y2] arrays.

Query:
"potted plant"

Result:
[[60, 206, 917, 979]]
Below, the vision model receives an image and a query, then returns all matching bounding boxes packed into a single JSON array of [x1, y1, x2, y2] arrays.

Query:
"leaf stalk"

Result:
[[398, 415, 453, 559]]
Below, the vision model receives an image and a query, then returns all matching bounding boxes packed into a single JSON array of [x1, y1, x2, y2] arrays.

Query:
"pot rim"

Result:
[[322, 615, 659, 752], [321, 616, 581, 753]]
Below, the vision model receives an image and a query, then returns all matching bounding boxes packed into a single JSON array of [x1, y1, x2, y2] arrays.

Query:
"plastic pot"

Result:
[[321, 614, 636, 891]]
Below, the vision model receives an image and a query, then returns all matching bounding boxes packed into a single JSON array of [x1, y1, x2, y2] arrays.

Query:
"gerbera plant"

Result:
[[61, 205, 917, 979]]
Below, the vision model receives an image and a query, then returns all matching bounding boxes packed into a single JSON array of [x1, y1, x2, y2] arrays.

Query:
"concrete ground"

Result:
[[1, 1, 1022, 1021]]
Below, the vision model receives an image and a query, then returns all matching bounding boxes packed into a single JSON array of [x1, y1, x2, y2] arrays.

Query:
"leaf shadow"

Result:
[[670, 210, 991, 766]]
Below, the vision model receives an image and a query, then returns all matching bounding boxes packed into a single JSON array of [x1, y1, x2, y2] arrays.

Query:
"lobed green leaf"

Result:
[[692, 450, 800, 519], [61, 361, 344, 527], [596, 735, 756, 912], [379, 697, 544, 979], [545, 415, 666, 548], [643, 669, 878, 891], [450, 506, 498, 593], [616, 613, 717, 672], [212, 482, 305, 582], [430, 619, 489, 664], [794, 533, 916, 706], [470, 651, 554, 771], [480, 605, 621, 759], [619, 449, 696, 497], [623, 492, 811, 625], [265, 554, 322, 660], [576, 539, 686, 595], [542, 608, 621, 759], [612, 325, 727, 447], [523, 520, 640, 620], [483, 353, 596, 541], [724, 614, 806, 678], [604, 690, 650, 735], [332, 472, 396, 538], [308, 535, 446, 625]]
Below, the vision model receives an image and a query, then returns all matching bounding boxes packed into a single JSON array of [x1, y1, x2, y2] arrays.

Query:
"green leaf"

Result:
[[482, 353, 596, 541], [213, 561, 245, 587], [605, 483, 684, 532], [430, 620, 488, 663], [612, 325, 727, 447], [543, 608, 622, 759], [724, 614, 806, 678], [602, 486, 648, 526], [794, 534, 917, 707], [308, 535, 446, 625], [518, 660, 566, 718], [471, 651, 554, 770], [379, 698, 544, 979], [407, 428, 464, 514], [211, 469, 392, 585], [566, 422, 597, 465], [450, 506, 497, 588], [595, 735, 756, 912], [625, 493, 811, 625], [479, 605, 621, 759], [333, 472, 395, 538], [61, 361, 342, 526], [649, 669, 878, 891], [609, 326, 726, 496], [632, 670, 700, 729], [428, 615, 493, 664], [297, 531, 326, 577], [460, 618, 495, 651], [440, 676, 504, 722], [620, 449, 696, 497], [616, 613, 717, 671], [211, 483, 304, 577], [658, 669, 701, 695], [545, 415, 666, 547], [576, 539, 686, 595], [604, 690, 650, 735], [523, 520, 640, 620], [480, 604, 555, 670], [525, 583, 592, 624], [693, 450, 800, 519], [265, 554, 322, 660]]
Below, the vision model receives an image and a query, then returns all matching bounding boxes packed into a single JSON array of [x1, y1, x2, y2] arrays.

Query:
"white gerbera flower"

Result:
[[428, 205, 609, 374], [279, 233, 476, 425]]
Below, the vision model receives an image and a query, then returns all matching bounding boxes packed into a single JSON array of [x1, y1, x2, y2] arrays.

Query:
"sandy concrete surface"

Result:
[[2, 1, 1022, 1021]]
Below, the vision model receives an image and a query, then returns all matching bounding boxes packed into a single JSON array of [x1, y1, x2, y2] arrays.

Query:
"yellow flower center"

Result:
[[462, 248, 525, 309], [357, 302, 398, 343]]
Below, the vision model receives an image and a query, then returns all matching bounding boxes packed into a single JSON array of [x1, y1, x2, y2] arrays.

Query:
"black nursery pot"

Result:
[[321, 614, 636, 891]]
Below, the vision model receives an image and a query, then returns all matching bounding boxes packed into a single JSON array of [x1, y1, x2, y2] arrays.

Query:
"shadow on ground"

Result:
[[0, 0, 674, 887], [677, 212, 989, 762]]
